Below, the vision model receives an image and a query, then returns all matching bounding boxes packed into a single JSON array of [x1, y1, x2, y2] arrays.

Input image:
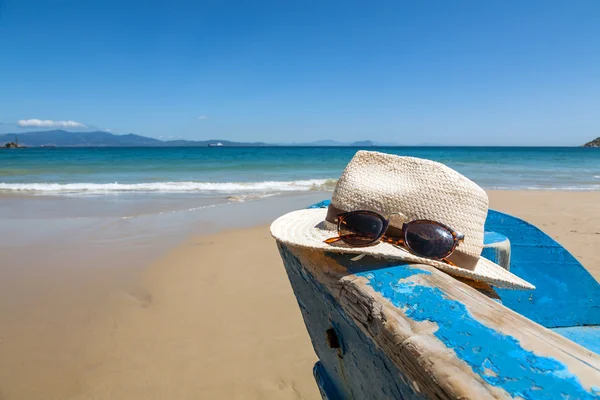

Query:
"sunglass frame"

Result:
[[334, 210, 465, 260]]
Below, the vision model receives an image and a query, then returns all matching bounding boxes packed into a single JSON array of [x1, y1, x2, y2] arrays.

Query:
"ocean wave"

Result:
[[0, 179, 338, 194], [226, 193, 279, 202]]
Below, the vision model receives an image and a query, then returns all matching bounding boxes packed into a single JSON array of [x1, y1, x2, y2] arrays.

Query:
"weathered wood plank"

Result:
[[307, 200, 600, 328], [279, 245, 429, 399], [277, 243, 600, 399]]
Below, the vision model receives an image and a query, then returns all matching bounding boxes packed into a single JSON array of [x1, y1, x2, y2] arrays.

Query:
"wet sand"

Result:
[[0, 191, 598, 399]]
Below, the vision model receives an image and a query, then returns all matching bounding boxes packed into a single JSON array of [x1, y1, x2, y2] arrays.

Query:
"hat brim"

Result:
[[271, 208, 535, 290]]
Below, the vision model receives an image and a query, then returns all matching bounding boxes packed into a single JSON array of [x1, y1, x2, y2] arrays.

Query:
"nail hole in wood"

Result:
[[326, 328, 340, 349]]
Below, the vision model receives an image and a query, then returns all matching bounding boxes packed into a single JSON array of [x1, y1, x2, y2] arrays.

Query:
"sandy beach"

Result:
[[0, 191, 598, 400], [488, 191, 600, 277], [3, 1, 599, 397]]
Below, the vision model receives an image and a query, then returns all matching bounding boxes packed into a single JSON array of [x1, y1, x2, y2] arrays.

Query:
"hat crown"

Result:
[[331, 151, 489, 258]]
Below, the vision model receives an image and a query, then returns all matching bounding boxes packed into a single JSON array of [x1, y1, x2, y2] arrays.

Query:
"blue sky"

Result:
[[0, 0, 598, 145]]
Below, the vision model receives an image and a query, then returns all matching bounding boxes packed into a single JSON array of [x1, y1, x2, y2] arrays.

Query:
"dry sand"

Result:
[[73, 226, 320, 400], [0, 191, 598, 400], [488, 191, 600, 279]]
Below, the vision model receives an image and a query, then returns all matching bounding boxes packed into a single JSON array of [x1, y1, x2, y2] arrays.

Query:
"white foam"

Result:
[[0, 179, 337, 194]]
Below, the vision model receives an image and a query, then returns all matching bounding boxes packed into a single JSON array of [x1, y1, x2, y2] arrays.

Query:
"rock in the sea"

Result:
[[582, 137, 600, 147], [3, 142, 27, 148]]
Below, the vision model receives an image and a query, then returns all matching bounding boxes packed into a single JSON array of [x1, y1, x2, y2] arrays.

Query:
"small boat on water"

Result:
[[274, 200, 600, 399], [208, 142, 223, 147]]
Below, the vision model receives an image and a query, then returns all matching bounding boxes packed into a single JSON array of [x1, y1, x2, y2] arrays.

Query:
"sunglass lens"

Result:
[[339, 213, 385, 245], [404, 222, 455, 259]]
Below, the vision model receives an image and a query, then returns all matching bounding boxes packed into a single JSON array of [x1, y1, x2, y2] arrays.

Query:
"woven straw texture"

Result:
[[271, 151, 535, 290], [331, 151, 488, 260]]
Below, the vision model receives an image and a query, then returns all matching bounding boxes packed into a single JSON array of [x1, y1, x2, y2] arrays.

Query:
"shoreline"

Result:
[[1, 186, 600, 201], [0, 190, 598, 399]]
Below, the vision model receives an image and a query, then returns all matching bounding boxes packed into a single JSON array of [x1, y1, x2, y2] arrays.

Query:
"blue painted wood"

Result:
[[485, 210, 600, 328], [278, 244, 600, 399], [278, 245, 425, 400], [313, 362, 342, 400], [350, 261, 598, 399], [551, 326, 600, 356], [308, 200, 333, 209], [307, 200, 600, 328]]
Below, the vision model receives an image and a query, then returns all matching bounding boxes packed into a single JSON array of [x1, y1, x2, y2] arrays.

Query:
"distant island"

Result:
[[582, 137, 600, 148], [0, 130, 394, 148], [3, 136, 27, 148]]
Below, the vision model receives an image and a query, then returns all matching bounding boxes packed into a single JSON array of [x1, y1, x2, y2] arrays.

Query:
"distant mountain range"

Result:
[[0, 130, 399, 147], [1, 129, 596, 148], [0, 130, 267, 147]]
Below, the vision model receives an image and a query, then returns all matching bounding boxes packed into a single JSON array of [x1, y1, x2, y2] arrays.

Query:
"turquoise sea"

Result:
[[1, 147, 599, 195]]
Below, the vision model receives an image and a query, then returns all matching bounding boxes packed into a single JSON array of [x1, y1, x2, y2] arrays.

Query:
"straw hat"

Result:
[[271, 151, 535, 290]]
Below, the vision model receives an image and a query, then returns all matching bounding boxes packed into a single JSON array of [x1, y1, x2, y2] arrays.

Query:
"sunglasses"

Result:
[[324, 210, 465, 263]]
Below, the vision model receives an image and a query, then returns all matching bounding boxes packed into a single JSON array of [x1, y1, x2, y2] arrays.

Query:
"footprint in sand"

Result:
[[123, 287, 153, 308], [259, 379, 303, 400]]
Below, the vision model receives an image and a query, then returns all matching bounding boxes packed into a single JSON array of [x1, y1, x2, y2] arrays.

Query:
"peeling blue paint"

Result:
[[301, 201, 599, 396], [356, 264, 596, 399], [308, 201, 600, 329]]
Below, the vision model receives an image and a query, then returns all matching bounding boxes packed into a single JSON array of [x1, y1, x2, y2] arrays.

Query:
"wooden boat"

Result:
[[274, 200, 600, 399]]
